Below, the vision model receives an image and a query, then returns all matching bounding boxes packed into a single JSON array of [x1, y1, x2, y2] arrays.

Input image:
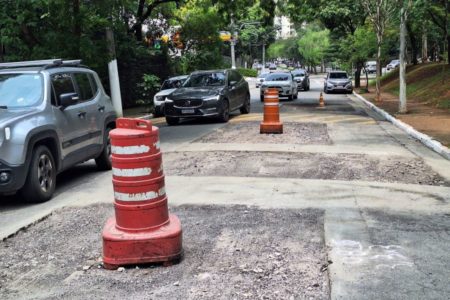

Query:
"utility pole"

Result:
[[106, 26, 123, 117], [230, 17, 236, 69], [262, 42, 266, 73]]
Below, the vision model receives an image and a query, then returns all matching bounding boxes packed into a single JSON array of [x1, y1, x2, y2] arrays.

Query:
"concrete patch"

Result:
[[195, 121, 331, 145], [0, 204, 329, 300], [163, 151, 449, 186]]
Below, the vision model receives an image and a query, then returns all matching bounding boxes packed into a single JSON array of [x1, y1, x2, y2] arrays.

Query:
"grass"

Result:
[[370, 63, 450, 109]]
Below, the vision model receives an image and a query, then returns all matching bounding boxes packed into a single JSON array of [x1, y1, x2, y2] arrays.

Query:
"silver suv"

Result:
[[0, 59, 116, 202]]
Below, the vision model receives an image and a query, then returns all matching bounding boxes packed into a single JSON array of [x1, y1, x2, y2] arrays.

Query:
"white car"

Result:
[[365, 61, 377, 74], [386, 59, 400, 71], [260, 72, 298, 101], [153, 75, 188, 116], [256, 73, 269, 88]]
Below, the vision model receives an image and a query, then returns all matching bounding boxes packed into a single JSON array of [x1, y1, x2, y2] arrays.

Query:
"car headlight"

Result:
[[203, 95, 220, 101], [154, 96, 165, 102]]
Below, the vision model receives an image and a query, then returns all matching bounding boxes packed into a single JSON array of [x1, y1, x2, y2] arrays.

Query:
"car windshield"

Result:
[[161, 78, 186, 90], [329, 73, 348, 79], [0, 73, 43, 108], [292, 71, 305, 77], [266, 74, 290, 81], [183, 72, 225, 87]]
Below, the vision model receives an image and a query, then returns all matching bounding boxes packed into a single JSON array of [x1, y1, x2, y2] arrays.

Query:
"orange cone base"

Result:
[[102, 214, 183, 270], [260, 122, 283, 134]]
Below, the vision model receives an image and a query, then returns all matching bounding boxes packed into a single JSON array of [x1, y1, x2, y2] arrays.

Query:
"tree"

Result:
[[362, 0, 398, 102], [399, 0, 412, 114], [297, 27, 330, 73], [340, 26, 377, 91]]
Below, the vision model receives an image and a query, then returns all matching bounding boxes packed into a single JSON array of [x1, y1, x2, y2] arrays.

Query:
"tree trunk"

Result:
[[376, 37, 382, 102], [72, 0, 81, 58], [399, 6, 408, 114], [422, 31, 428, 62], [355, 63, 362, 88], [406, 21, 418, 65]]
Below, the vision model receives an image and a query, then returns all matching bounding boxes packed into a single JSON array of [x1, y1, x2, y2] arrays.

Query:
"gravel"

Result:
[[163, 151, 449, 186], [0, 204, 329, 300], [196, 122, 331, 145]]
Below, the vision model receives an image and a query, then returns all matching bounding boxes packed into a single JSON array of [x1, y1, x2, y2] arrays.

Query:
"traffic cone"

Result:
[[102, 118, 182, 269], [318, 92, 325, 108], [260, 88, 283, 134]]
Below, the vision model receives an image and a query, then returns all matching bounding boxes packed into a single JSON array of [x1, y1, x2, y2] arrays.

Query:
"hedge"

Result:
[[238, 68, 258, 77]]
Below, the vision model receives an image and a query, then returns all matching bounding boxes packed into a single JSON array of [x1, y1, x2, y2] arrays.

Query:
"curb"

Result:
[[353, 91, 450, 160]]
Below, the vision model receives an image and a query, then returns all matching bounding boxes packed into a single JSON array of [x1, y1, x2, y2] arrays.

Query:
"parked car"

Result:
[[365, 61, 377, 74], [269, 63, 277, 71], [153, 75, 188, 117], [386, 59, 400, 71], [164, 69, 250, 125], [256, 73, 270, 88], [260, 72, 298, 101], [291, 69, 310, 91], [0, 59, 116, 203], [324, 71, 353, 94]]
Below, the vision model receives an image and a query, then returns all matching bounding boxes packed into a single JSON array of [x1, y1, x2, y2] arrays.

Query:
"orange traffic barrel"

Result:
[[260, 88, 283, 134], [102, 118, 182, 269]]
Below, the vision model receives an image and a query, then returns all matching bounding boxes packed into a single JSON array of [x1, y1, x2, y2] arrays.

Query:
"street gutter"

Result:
[[353, 91, 450, 160]]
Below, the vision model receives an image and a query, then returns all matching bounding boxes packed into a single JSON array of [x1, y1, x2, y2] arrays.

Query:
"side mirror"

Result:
[[229, 80, 237, 86], [59, 92, 79, 109], [349, 76, 353, 80]]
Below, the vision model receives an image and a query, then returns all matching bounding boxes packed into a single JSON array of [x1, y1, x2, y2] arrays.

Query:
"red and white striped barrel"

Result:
[[109, 118, 169, 232]]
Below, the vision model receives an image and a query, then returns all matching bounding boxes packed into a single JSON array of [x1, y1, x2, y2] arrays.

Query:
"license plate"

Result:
[[182, 109, 195, 114]]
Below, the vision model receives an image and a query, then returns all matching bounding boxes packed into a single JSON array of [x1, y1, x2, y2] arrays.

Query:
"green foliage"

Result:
[[237, 68, 257, 77], [267, 38, 302, 61], [136, 74, 161, 106], [297, 27, 330, 67]]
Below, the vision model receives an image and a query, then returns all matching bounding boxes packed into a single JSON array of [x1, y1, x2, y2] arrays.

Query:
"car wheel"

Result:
[[96, 127, 112, 171], [288, 94, 293, 101], [20, 145, 56, 203], [324, 88, 328, 94], [260, 95, 264, 102], [240, 94, 250, 114], [218, 99, 230, 123], [166, 116, 179, 126], [293, 91, 298, 99]]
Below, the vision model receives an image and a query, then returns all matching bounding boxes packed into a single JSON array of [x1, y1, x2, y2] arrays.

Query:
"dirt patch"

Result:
[[163, 151, 448, 186], [196, 122, 331, 145], [0, 204, 329, 300]]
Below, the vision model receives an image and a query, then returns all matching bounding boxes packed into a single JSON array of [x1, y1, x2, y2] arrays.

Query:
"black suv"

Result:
[[164, 69, 250, 125], [0, 59, 116, 202]]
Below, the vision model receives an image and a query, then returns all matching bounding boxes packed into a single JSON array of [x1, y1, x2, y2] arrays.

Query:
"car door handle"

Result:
[[78, 111, 87, 118], [98, 106, 105, 112]]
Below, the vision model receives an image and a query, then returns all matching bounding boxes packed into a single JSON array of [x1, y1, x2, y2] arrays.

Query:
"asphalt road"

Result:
[[1, 74, 450, 299]]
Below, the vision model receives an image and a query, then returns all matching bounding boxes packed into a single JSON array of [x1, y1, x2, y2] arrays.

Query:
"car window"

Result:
[[51, 73, 76, 103], [161, 78, 187, 90], [73, 73, 94, 101], [0, 73, 43, 108], [88, 74, 98, 95], [266, 74, 290, 81], [229, 70, 241, 83], [329, 73, 348, 79], [183, 72, 226, 87], [292, 71, 305, 77]]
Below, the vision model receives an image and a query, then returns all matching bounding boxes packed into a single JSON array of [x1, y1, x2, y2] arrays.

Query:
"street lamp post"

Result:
[[228, 21, 260, 70]]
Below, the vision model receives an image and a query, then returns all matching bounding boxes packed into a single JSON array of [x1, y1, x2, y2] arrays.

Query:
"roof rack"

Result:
[[0, 59, 83, 70]]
